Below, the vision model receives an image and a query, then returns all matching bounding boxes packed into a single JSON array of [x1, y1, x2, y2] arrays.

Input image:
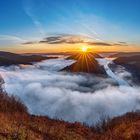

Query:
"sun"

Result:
[[81, 46, 88, 52]]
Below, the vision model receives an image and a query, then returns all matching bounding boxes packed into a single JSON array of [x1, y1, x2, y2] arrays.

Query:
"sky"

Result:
[[0, 0, 140, 53]]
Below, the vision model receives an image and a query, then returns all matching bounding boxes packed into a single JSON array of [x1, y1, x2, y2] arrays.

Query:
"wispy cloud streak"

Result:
[[22, 0, 46, 37], [0, 35, 26, 43]]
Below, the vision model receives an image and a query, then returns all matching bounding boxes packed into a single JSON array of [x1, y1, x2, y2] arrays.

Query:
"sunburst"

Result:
[[81, 46, 88, 52]]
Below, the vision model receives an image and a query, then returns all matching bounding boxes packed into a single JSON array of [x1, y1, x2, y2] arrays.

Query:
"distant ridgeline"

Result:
[[114, 54, 140, 84], [0, 51, 57, 66]]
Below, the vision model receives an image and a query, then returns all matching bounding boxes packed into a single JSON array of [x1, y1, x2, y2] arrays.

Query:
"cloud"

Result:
[[87, 42, 112, 46], [0, 35, 26, 43], [119, 42, 127, 44], [113, 42, 128, 46], [39, 35, 112, 46], [40, 36, 64, 44], [23, 34, 128, 47], [0, 57, 140, 125], [40, 35, 89, 44], [22, 34, 89, 44], [22, 41, 38, 45]]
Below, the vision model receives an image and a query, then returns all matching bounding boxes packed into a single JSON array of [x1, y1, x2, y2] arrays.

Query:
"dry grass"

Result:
[[0, 92, 140, 140], [0, 92, 27, 113]]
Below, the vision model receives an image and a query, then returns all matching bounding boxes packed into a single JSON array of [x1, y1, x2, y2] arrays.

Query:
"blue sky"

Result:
[[0, 0, 140, 49]]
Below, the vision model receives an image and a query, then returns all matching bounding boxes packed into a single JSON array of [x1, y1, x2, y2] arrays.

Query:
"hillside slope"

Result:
[[66, 52, 103, 60], [0, 51, 57, 66], [114, 55, 140, 84], [0, 91, 140, 140], [62, 53, 105, 74], [0, 92, 96, 140]]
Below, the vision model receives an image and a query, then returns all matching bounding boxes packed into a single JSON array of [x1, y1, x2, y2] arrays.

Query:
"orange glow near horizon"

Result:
[[0, 43, 140, 54]]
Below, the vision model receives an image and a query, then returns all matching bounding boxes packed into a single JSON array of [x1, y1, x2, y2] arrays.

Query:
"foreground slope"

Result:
[[0, 91, 140, 140], [0, 92, 96, 140]]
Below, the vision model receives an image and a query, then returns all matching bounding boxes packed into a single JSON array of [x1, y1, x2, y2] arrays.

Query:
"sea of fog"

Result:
[[0, 56, 140, 125]]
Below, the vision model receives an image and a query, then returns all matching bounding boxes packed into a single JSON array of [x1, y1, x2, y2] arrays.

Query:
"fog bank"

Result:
[[0, 57, 140, 125]]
